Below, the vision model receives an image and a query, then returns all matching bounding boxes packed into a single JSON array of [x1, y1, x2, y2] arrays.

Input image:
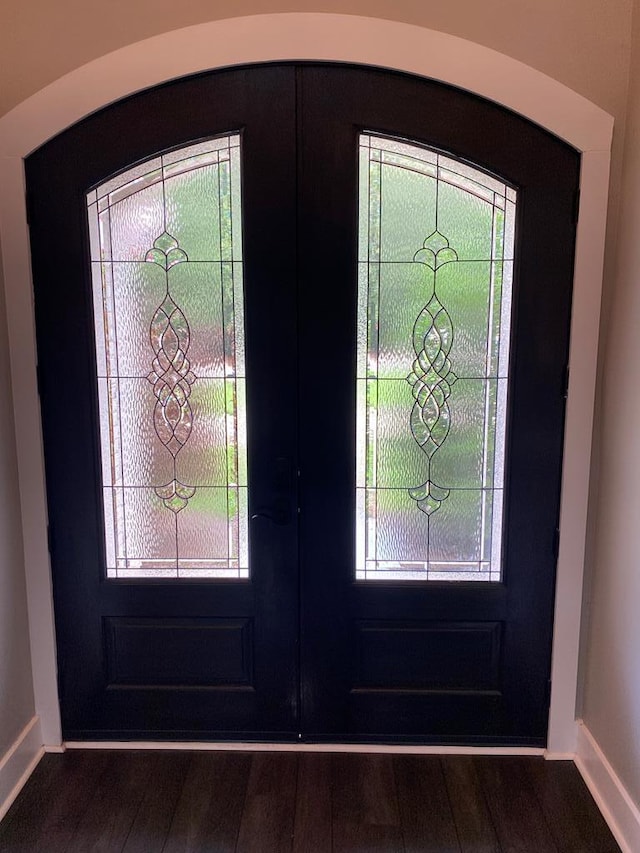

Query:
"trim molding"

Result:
[[0, 13, 614, 753], [65, 740, 545, 756], [575, 721, 640, 853], [0, 716, 44, 823]]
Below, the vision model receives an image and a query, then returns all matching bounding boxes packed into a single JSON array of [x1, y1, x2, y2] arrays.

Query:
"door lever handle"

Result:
[[251, 505, 290, 526], [251, 458, 294, 526]]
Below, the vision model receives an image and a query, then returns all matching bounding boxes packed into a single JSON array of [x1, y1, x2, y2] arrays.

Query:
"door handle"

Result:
[[251, 457, 294, 526], [251, 508, 288, 525]]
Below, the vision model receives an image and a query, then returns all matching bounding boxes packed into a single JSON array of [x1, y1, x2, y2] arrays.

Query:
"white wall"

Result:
[[0, 0, 631, 120], [579, 0, 640, 808], [0, 240, 35, 758]]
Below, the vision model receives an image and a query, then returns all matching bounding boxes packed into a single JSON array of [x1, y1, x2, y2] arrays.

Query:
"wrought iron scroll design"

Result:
[[406, 230, 458, 515], [145, 231, 197, 513]]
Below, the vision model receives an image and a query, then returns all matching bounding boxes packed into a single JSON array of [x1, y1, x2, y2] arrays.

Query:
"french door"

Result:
[[26, 64, 579, 744]]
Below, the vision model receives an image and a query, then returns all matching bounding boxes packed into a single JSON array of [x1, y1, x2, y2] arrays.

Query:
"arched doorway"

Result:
[[0, 15, 612, 751]]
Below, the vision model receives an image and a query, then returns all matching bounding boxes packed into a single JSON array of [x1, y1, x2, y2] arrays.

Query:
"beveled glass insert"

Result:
[[356, 134, 516, 582], [88, 135, 248, 579]]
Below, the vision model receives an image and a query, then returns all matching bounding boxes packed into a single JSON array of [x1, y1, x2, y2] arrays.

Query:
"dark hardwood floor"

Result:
[[0, 750, 620, 852]]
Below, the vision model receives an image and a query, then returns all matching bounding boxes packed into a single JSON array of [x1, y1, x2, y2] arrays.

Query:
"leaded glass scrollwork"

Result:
[[87, 135, 248, 579], [407, 230, 458, 516], [146, 232, 196, 513], [356, 134, 516, 582]]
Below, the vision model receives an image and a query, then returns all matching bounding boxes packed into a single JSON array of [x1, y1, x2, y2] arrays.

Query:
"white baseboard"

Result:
[[0, 716, 44, 823], [575, 721, 640, 853], [64, 739, 545, 756], [544, 750, 576, 761]]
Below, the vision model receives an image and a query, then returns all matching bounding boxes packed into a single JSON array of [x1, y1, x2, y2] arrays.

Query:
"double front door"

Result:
[[27, 64, 578, 744]]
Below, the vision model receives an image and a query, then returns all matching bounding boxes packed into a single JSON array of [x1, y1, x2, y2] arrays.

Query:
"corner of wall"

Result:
[[575, 721, 640, 853], [0, 716, 43, 823]]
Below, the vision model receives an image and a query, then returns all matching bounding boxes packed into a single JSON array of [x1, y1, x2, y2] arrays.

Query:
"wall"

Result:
[[0, 0, 631, 121], [0, 239, 35, 758], [580, 0, 640, 807]]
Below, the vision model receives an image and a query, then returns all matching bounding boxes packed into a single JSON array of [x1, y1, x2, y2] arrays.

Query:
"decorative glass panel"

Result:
[[356, 134, 516, 582], [88, 135, 248, 579]]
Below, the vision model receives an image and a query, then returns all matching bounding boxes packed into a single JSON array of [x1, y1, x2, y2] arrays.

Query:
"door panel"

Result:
[[297, 66, 578, 743], [27, 63, 579, 743], [27, 66, 299, 739]]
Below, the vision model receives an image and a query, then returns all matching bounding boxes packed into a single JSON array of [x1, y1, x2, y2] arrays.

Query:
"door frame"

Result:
[[0, 13, 613, 754]]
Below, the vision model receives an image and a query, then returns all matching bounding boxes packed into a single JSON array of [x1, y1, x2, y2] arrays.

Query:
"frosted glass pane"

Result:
[[174, 379, 228, 486], [167, 263, 225, 377], [109, 182, 165, 262], [436, 262, 491, 377], [358, 145, 370, 262], [376, 488, 430, 562], [111, 263, 167, 376], [119, 379, 174, 486], [377, 380, 426, 487], [439, 153, 508, 198], [377, 263, 425, 379], [97, 157, 162, 202], [89, 134, 248, 579], [437, 180, 493, 260], [123, 488, 178, 563], [176, 488, 233, 563], [88, 208, 101, 262], [380, 163, 436, 262], [428, 489, 483, 562], [430, 379, 486, 488], [165, 165, 222, 261], [230, 147, 243, 262], [356, 134, 516, 582]]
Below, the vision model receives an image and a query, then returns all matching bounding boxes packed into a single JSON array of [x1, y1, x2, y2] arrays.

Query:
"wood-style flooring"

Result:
[[0, 750, 620, 852]]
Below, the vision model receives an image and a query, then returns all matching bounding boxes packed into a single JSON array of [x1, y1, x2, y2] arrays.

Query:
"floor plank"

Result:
[[292, 753, 332, 853], [65, 751, 159, 852], [122, 751, 190, 853], [0, 752, 71, 851], [394, 755, 460, 853], [331, 754, 404, 853], [0, 750, 108, 852], [333, 820, 406, 853], [527, 758, 621, 853], [441, 755, 500, 853], [162, 751, 252, 853], [475, 756, 559, 853], [235, 752, 298, 853]]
